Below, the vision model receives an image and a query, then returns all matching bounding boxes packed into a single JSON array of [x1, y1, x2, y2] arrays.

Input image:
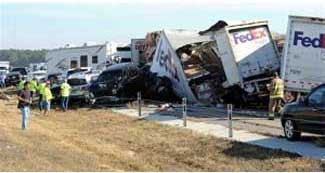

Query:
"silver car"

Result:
[[67, 71, 99, 103]]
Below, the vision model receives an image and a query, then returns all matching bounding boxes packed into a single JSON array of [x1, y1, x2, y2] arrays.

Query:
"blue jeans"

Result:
[[38, 94, 43, 111], [61, 96, 69, 111], [44, 101, 51, 111], [0, 80, 5, 88], [20, 107, 30, 130]]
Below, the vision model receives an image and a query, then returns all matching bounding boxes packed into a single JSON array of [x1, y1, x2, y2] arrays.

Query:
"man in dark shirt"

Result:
[[17, 81, 32, 130]]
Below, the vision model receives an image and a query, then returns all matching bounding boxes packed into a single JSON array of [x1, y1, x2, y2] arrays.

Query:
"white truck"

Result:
[[0, 61, 10, 74], [281, 15, 325, 102], [150, 21, 280, 105]]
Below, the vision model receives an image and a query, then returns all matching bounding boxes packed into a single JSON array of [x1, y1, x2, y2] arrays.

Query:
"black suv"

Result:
[[5, 72, 21, 86], [89, 63, 143, 103], [5, 67, 28, 86], [11, 67, 28, 76], [281, 84, 325, 140]]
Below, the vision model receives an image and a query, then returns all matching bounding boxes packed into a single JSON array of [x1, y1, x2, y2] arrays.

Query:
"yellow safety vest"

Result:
[[29, 80, 38, 92], [270, 78, 284, 99], [38, 83, 46, 95], [60, 82, 71, 97], [18, 80, 25, 90], [43, 87, 53, 101]]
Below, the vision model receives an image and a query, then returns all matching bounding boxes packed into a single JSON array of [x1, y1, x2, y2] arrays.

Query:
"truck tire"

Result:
[[283, 119, 301, 141]]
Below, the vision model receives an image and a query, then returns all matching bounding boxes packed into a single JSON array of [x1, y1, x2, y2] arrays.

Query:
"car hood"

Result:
[[7, 72, 21, 76]]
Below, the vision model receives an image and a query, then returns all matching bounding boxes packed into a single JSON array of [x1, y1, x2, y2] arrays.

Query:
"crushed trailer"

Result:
[[149, 20, 281, 107]]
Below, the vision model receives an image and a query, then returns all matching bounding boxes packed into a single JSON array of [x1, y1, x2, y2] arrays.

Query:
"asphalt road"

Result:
[[156, 106, 284, 137], [144, 105, 324, 143]]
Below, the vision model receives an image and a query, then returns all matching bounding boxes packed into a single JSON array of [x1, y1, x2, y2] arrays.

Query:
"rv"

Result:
[[46, 42, 115, 76], [29, 63, 47, 72]]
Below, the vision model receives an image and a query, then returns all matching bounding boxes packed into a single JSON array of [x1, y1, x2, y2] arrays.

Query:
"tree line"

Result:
[[0, 49, 47, 67]]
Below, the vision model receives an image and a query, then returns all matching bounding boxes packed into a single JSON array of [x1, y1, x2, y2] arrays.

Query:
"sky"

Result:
[[1, 0, 325, 50]]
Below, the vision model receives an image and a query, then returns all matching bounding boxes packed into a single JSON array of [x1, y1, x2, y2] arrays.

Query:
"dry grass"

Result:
[[0, 98, 322, 171]]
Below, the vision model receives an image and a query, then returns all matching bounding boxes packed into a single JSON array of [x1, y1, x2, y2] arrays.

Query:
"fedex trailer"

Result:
[[211, 21, 280, 104], [150, 21, 280, 106], [214, 21, 280, 89], [281, 15, 325, 102]]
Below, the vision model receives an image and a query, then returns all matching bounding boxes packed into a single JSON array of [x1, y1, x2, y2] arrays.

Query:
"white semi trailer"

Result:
[[281, 15, 325, 102], [213, 21, 280, 98]]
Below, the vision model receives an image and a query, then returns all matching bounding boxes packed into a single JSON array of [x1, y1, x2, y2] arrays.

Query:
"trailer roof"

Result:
[[49, 43, 107, 52], [163, 29, 214, 50], [289, 15, 325, 21]]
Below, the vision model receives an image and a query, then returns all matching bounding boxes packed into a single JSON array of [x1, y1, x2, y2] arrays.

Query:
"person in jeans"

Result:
[[0, 72, 6, 88], [60, 79, 71, 112], [43, 81, 53, 116], [38, 81, 46, 111], [29, 77, 38, 100], [17, 81, 32, 130]]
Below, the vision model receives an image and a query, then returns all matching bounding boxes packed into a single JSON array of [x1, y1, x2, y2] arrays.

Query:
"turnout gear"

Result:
[[268, 77, 284, 120], [270, 78, 284, 99]]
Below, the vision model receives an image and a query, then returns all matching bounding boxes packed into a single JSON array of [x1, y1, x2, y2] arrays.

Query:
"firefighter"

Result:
[[268, 72, 284, 120]]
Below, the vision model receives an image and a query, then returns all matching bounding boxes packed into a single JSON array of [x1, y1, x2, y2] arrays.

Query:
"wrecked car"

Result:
[[88, 62, 179, 104], [88, 63, 141, 103], [67, 71, 99, 103]]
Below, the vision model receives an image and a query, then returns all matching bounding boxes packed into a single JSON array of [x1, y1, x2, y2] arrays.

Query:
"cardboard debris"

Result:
[[140, 31, 161, 64], [176, 41, 227, 104]]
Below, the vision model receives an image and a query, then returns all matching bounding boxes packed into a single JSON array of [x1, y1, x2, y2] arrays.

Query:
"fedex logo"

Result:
[[293, 31, 325, 48], [233, 28, 267, 44]]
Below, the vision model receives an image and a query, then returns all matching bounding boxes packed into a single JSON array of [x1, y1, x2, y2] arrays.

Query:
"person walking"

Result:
[[29, 78, 38, 100], [268, 72, 284, 120], [37, 81, 46, 111], [0, 72, 6, 88], [43, 81, 53, 116], [60, 79, 71, 112], [17, 81, 32, 130]]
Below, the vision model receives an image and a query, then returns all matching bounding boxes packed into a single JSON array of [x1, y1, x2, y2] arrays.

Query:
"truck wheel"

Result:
[[283, 119, 301, 141]]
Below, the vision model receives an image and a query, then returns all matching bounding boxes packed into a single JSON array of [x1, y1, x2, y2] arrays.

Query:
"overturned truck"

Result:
[[150, 21, 280, 106]]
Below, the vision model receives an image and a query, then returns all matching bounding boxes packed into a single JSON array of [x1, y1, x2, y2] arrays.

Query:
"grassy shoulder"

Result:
[[0, 99, 323, 171]]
